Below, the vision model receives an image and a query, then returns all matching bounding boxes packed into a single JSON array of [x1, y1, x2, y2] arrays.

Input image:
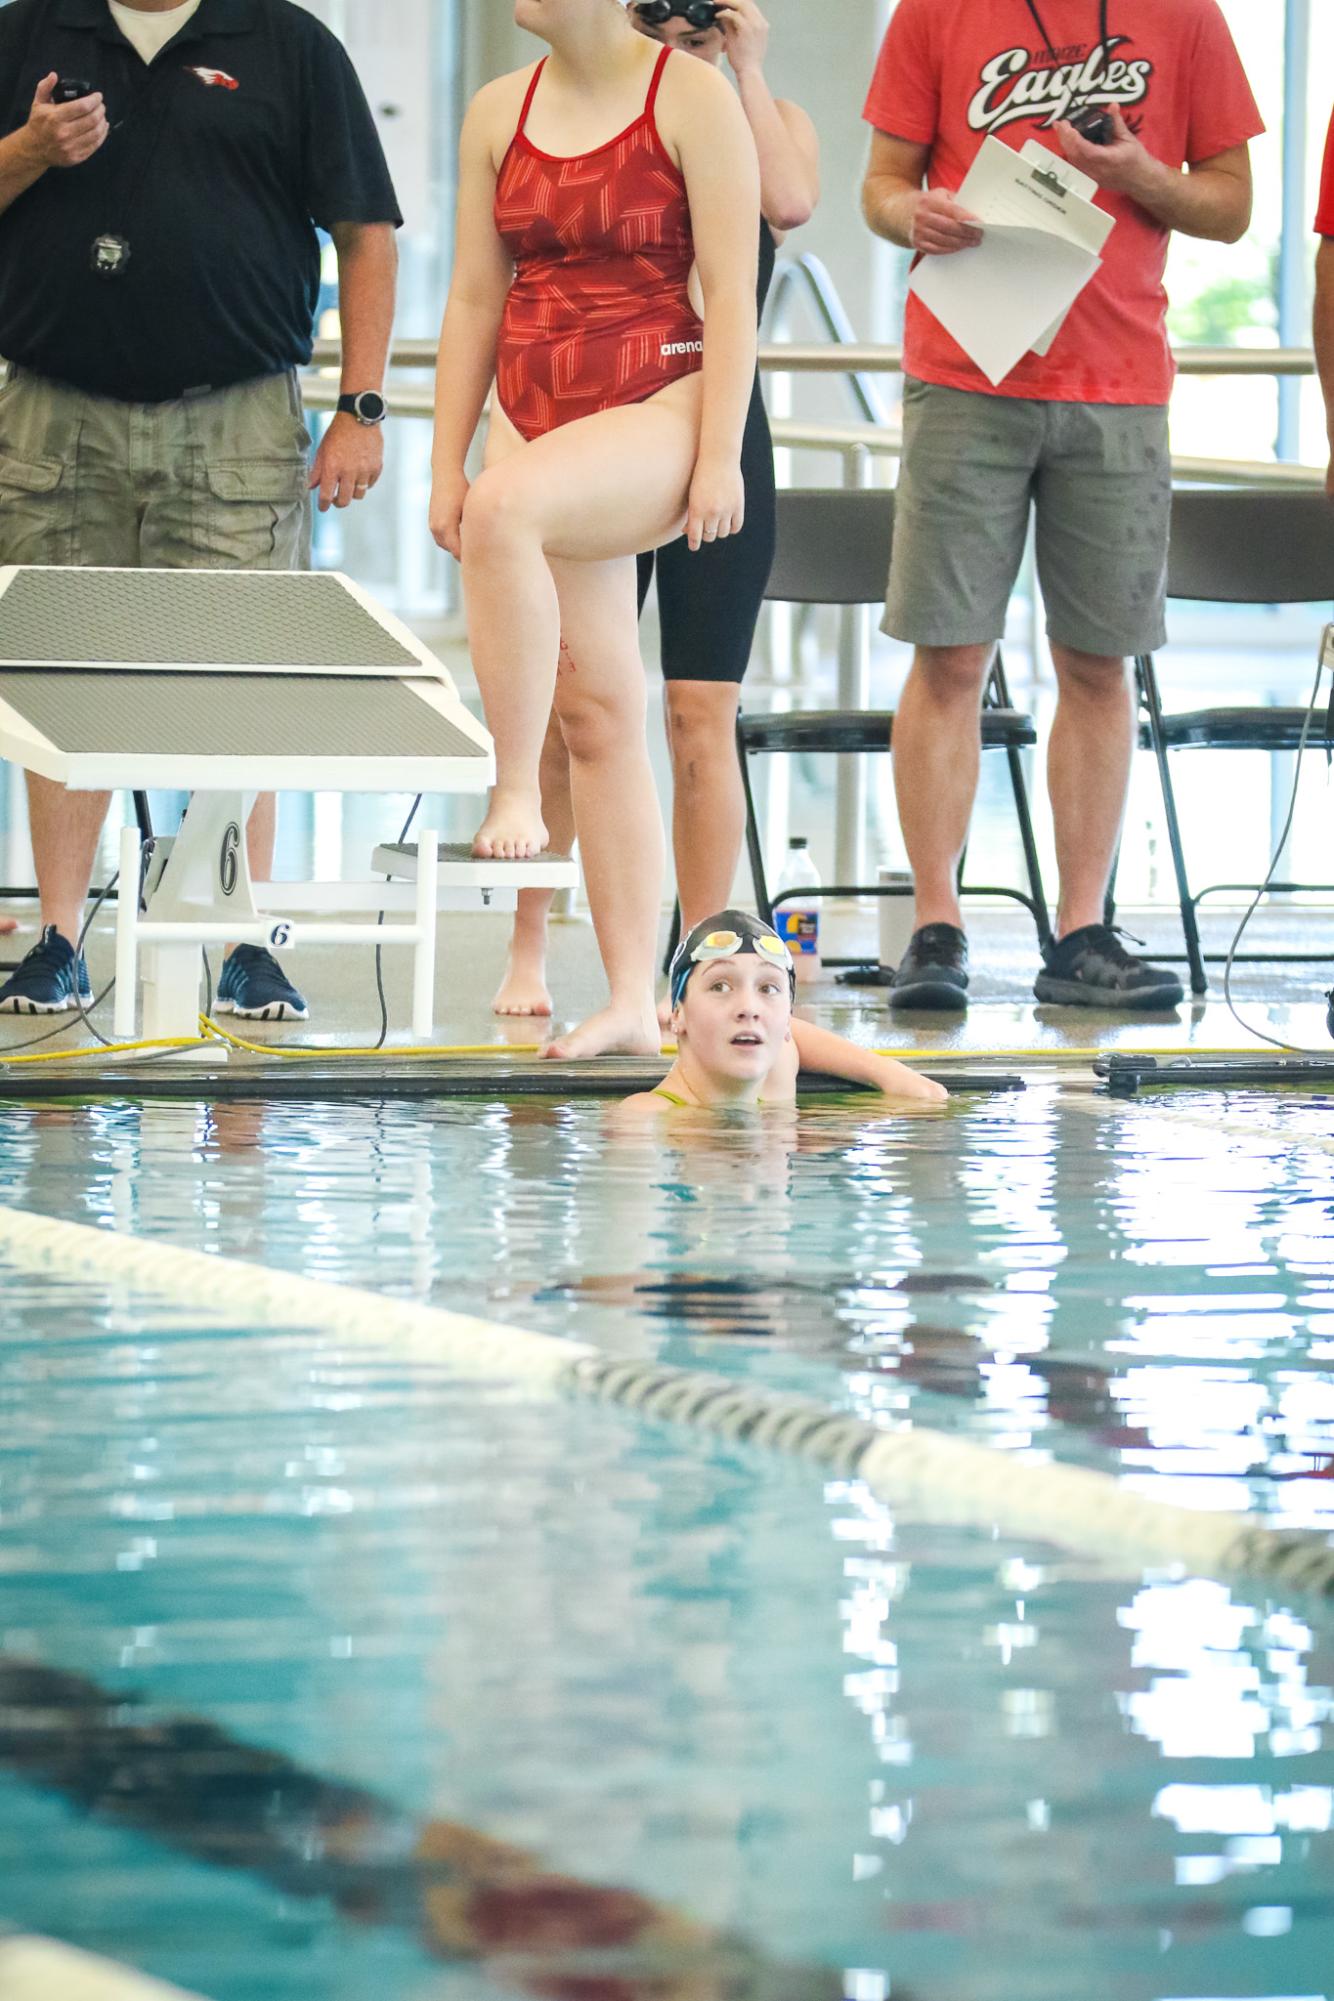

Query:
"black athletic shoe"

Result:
[[215, 945, 309, 1022], [1034, 924, 1184, 1010], [889, 923, 969, 1012], [0, 926, 91, 1014]]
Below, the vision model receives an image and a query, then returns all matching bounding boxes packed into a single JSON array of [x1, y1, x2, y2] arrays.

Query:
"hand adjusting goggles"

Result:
[[669, 909, 796, 1008], [633, 1, 723, 29]]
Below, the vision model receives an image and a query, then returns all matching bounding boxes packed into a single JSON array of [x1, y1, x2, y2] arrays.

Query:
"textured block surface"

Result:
[[0, 670, 483, 760], [0, 569, 418, 669]]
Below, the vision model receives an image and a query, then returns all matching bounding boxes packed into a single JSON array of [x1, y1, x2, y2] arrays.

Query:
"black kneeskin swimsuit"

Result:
[[637, 221, 778, 686]]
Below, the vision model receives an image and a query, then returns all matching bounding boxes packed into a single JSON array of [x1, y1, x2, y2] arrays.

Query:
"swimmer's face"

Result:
[[673, 954, 792, 1081], [630, 6, 725, 62]]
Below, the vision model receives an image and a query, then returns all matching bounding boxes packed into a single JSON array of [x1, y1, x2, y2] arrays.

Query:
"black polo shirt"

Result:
[[0, 0, 401, 402]]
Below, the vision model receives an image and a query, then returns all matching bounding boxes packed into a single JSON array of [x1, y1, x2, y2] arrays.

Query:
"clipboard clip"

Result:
[[1019, 141, 1098, 205]]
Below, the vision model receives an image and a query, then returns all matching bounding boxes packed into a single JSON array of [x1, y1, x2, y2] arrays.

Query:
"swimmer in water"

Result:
[[620, 909, 948, 1113]]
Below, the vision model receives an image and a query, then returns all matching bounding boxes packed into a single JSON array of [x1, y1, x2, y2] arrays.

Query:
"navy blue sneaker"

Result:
[[0, 926, 92, 1014], [215, 945, 308, 1022]]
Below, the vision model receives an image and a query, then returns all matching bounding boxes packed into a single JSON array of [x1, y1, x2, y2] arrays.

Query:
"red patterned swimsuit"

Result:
[[493, 45, 703, 442]]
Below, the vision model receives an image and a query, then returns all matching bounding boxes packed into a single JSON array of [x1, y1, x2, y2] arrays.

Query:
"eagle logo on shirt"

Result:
[[968, 38, 1150, 135], [185, 66, 240, 90]]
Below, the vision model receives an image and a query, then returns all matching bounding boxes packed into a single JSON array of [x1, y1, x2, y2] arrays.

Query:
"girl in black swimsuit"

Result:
[[494, 0, 820, 1020]]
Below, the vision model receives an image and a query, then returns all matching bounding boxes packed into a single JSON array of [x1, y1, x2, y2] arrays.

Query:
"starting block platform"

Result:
[[0, 566, 578, 1043]]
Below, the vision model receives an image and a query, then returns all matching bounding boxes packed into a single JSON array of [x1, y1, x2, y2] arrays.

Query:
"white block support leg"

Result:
[[412, 828, 438, 1041], [114, 823, 141, 1040]]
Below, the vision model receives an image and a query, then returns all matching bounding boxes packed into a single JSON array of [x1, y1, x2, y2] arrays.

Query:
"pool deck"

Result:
[[1, 898, 1330, 1093]]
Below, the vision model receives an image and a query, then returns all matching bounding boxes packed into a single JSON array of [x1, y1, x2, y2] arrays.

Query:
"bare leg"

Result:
[[460, 484, 559, 862], [1047, 644, 1133, 937], [245, 793, 277, 883], [890, 644, 993, 931], [665, 680, 744, 930], [542, 552, 664, 1062], [464, 385, 700, 865], [25, 773, 112, 946], [494, 713, 576, 1017]]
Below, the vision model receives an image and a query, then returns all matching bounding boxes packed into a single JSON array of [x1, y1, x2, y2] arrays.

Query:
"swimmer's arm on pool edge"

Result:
[[789, 1019, 948, 1102]]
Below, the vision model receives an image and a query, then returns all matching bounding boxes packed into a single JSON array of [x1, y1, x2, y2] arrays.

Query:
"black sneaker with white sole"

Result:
[[214, 945, 309, 1022], [1034, 924, 1184, 1010], [0, 926, 92, 1014], [888, 923, 969, 1012]]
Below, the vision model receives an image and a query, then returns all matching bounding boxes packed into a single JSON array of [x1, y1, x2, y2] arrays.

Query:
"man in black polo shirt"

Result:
[[0, 0, 401, 1021]]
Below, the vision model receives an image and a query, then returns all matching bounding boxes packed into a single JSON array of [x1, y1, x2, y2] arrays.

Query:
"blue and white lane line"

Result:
[[0, 1936, 207, 2000], [0, 1201, 1331, 1602]]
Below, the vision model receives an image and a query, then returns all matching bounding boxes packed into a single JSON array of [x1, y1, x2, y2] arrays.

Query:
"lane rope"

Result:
[[0, 1201, 1330, 1601], [0, 1937, 205, 2001]]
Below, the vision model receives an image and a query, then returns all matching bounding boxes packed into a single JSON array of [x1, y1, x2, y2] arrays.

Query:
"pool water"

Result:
[[1, 1089, 1332, 2001]]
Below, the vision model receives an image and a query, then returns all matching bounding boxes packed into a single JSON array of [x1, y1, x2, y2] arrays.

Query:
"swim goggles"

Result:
[[633, 1, 723, 29]]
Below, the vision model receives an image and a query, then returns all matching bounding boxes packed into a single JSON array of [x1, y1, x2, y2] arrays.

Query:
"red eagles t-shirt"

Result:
[[863, 0, 1263, 404], [1316, 103, 1334, 235]]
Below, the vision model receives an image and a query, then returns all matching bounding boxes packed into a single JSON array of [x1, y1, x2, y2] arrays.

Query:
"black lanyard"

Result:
[[1021, 0, 1110, 65], [91, 61, 192, 277]]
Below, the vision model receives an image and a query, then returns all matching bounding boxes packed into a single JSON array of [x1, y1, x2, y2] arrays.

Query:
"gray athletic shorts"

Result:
[[884, 378, 1170, 658], [0, 366, 312, 571]]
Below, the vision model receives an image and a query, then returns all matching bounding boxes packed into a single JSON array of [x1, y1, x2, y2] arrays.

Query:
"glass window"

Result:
[[1166, 0, 1284, 469]]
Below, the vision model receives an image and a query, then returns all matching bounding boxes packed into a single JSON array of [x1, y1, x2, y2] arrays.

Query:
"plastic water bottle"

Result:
[[776, 836, 822, 984]]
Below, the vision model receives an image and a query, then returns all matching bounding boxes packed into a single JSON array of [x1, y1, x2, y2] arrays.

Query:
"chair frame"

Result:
[[739, 649, 1051, 965], [1135, 650, 1334, 996]]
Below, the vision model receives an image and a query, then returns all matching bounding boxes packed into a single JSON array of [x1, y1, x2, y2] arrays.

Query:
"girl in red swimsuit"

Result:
[[431, 0, 760, 1062]]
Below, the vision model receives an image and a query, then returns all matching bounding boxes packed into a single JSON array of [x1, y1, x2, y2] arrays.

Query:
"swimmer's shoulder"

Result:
[[466, 64, 539, 165], [654, 41, 749, 151], [614, 1085, 692, 1123]]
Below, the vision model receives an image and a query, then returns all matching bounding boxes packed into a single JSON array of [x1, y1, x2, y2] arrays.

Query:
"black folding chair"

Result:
[[1136, 489, 1334, 996], [736, 487, 1051, 961]]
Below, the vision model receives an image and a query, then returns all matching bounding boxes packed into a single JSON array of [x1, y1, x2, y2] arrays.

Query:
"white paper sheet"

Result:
[[908, 136, 1114, 386]]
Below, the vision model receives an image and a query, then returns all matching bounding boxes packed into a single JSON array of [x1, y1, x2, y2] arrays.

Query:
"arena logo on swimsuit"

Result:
[[968, 38, 1151, 134], [661, 340, 704, 357]]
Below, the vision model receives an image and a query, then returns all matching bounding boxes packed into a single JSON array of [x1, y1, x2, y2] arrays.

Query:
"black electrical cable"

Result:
[[1220, 645, 1333, 1057], [69, 869, 133, 1051], [3, 796, 433, 1066], [0, 866, 128, 1059], [369, 793, 423, 1055]]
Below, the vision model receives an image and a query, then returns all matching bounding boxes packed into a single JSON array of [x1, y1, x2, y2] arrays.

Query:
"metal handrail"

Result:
[[310, 337, 1318, 378], [296, 375, 1324, 489], [762, 254, 891, 425]]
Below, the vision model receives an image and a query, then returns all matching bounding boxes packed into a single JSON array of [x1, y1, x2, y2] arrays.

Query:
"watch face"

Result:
[[354, 392, 387, 424]]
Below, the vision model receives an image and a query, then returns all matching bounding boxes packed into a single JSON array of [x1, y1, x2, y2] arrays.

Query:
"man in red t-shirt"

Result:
[[1315, 106, 1334, 502], [1314, 106, 1334, 1040], [861, 0, 1262, 1014]]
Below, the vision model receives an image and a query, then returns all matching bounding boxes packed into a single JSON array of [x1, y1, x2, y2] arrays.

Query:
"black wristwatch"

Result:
[[337, 390, 388, 426]]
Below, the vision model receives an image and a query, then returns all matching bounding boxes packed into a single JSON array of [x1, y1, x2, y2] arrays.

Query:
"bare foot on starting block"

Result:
[[0, 917, 16, 936], [541, 1002, 661, 1062], [472, 791, 546, 863], [493, 949, 553, 1018]]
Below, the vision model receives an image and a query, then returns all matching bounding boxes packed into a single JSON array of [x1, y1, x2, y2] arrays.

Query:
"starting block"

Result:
[[0, 566, 578, 1043]]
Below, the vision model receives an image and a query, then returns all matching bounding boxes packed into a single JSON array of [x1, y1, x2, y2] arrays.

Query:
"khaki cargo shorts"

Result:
[[885, 378, 1171, 658], [0, 366, 312, 571]]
